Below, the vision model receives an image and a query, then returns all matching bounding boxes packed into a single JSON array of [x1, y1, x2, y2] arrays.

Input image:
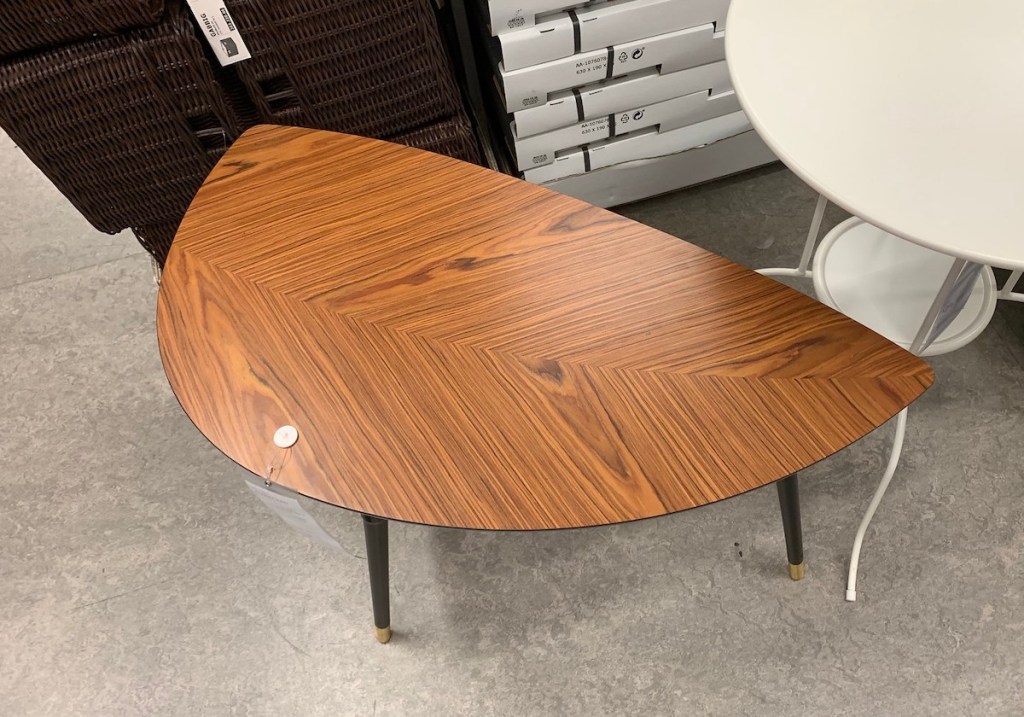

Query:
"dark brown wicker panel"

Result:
[[0, 3, 241, 251], [391, 116, 481, 165], [0, 0, 165, 58], [224, 0, 464, 138]]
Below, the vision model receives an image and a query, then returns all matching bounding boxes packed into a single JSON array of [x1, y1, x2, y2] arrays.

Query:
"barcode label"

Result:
[[185, 0, 251, 66]]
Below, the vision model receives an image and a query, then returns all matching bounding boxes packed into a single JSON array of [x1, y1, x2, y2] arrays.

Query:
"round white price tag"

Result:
[[273, 424, 299, 449]]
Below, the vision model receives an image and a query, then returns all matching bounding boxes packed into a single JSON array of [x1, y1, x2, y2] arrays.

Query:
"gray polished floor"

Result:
[[2, 131, 1022, 716]]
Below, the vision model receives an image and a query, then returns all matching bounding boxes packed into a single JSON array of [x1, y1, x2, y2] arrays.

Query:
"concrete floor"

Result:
[[2, 130, 1023, 716]]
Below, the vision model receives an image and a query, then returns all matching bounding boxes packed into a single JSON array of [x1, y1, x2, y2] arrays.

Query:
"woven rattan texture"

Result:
[[0, 0, 165, 58], [224, 0, 464, 138], [1, 0, 478, 265], [0, 3, 241, 240], [392, 115, 480, 164]]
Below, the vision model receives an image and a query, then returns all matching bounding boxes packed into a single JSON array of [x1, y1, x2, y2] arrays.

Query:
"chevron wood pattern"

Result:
[[157, 124, 933, 531]]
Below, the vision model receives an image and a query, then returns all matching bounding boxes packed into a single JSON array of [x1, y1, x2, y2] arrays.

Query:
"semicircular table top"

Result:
[[726, 0, 1024, 270], [157, 124, 933, 531]]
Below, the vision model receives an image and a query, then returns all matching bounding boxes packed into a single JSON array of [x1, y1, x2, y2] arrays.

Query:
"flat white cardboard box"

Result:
[[523, 109, 751, 183], [542, 129, 776, 207], [513, 59, 731, 138], [497, 0, 729, 71], [522, 150, 589, 183], [481, 0, 604, 35], [496, 23, 724, 110], [511, 89, 741, 170]]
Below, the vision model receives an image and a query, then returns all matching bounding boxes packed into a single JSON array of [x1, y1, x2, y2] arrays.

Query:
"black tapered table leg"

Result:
[[776, 473, 805, 580], [362, 514, 391, 643]]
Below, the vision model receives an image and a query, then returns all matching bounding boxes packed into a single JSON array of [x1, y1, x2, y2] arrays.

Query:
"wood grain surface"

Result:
[[157, 124, 933, 530]]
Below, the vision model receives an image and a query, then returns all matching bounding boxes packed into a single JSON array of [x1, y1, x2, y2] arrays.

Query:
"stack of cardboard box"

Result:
[[479, 0, 775, 204]]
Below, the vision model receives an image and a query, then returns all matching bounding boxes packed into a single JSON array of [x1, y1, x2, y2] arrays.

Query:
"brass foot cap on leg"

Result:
[[789, 562, 805, 581], [374, 626, 392, 644]]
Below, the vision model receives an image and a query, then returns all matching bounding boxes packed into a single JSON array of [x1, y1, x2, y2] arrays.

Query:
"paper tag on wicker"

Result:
[[185, 0, 252, 66], [245, 479, 343, 552]]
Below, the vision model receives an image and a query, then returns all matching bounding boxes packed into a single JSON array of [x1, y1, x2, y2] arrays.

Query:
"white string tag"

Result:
[[246, 425, 343, 552], [245, 480, 343, 552]]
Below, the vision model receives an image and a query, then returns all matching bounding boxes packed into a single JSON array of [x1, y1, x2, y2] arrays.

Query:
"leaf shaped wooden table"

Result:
[[157, 125, 933, 643]]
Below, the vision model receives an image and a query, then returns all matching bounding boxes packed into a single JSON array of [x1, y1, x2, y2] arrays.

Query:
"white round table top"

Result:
[[726, 0, 1024, 269]]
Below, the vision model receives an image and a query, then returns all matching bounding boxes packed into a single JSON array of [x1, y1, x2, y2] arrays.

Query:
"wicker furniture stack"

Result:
[[0, 0, 479, 265]]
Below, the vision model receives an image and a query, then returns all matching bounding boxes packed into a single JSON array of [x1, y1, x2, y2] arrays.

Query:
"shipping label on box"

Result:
[[523, 152, 591, 184], [482, 0, 606, 35], [512, 117, 612, 170], [523, 110, 752, 184], [498, 23, 724, 111], [511, 89, 738, 170], [497, 0, 729, 71], [535, 130, 774, 208], [589, 109, 751, 170], [514, 60, 732, 138]]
